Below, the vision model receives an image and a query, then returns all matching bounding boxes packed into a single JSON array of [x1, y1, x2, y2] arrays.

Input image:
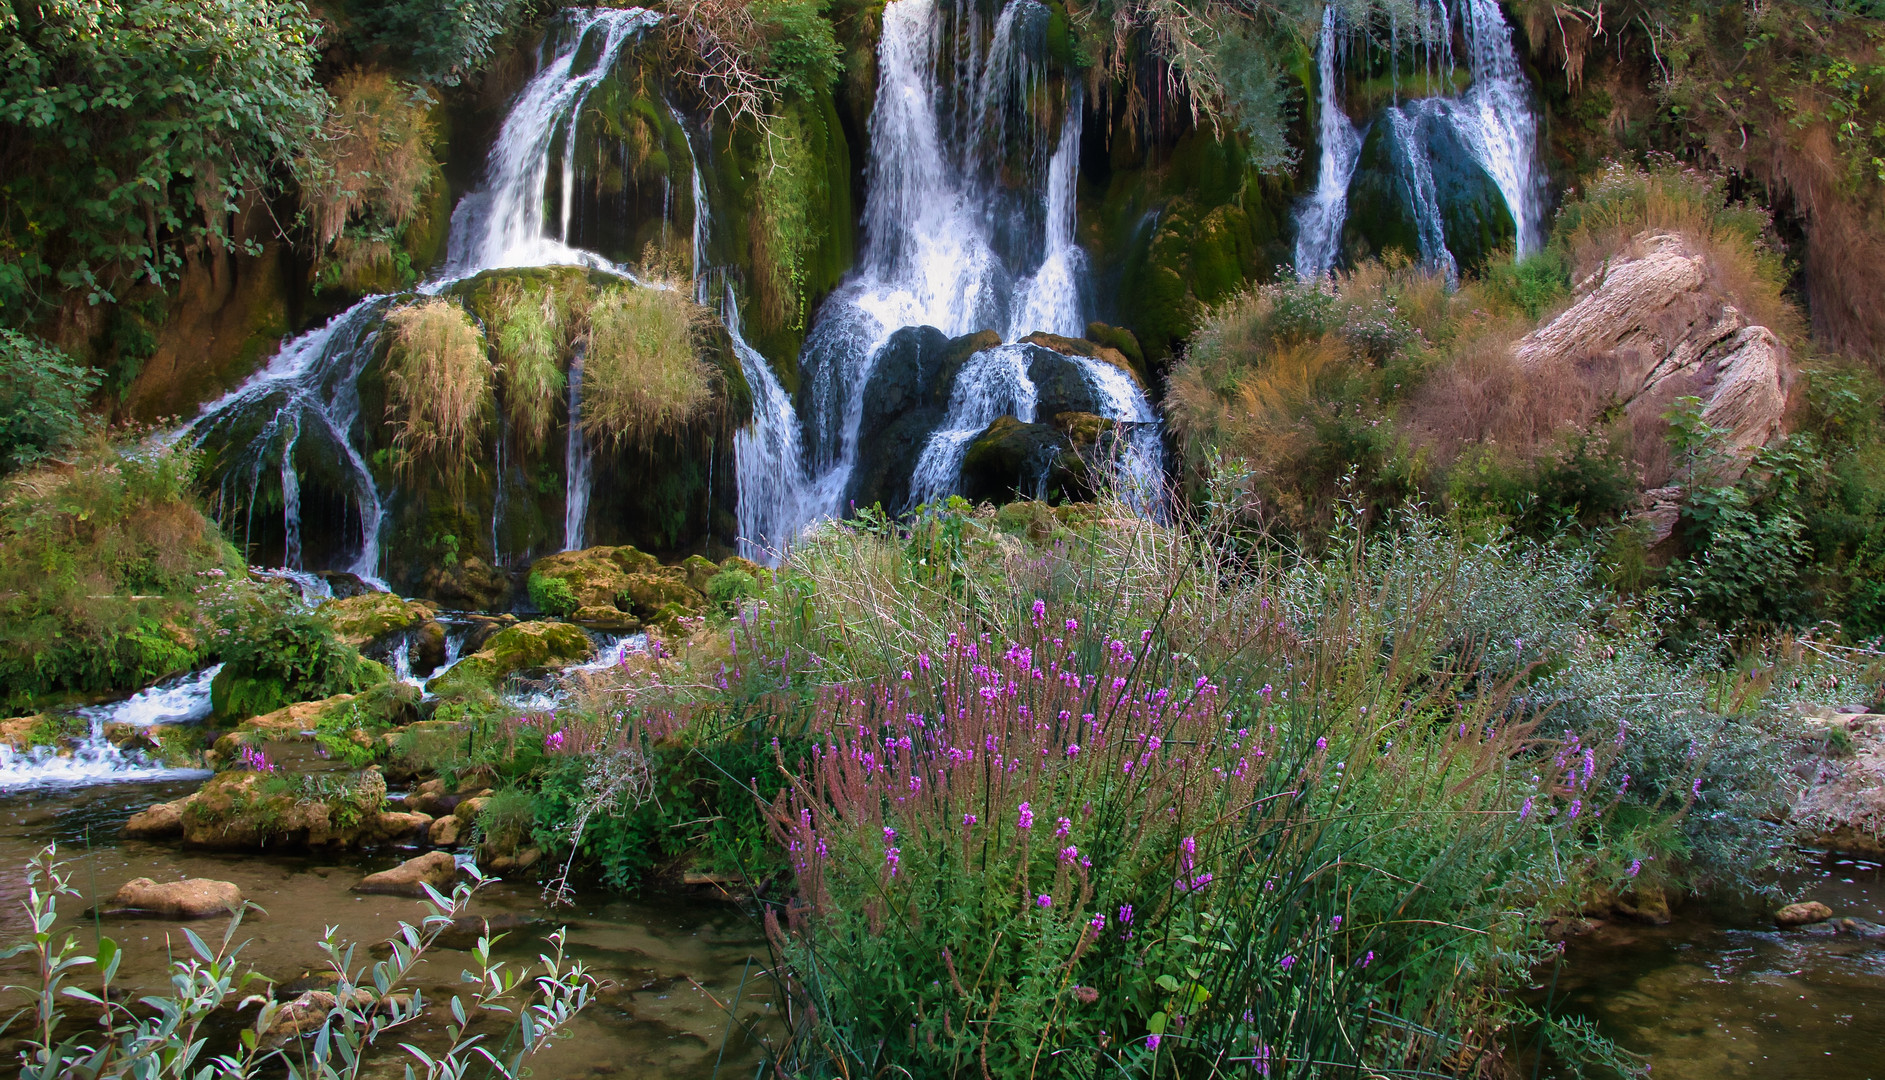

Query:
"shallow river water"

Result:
[[1542, 851, 1884, 1080], [0, 780, 778, 1078]]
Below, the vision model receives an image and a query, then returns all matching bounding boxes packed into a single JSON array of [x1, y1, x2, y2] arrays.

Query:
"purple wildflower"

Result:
[[1279, 955, 1296, 971], [1056, 816, 1072, 837], [1017, 803, 1034, 830], [1519, 797, 1534, 821], [1037, 893, 1053, 908]]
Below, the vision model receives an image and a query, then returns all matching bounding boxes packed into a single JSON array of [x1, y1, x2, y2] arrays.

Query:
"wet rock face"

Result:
[[960, 416, 1090, 505], [846, 326, 1001, 513], [1341, 104, 1515, 276], [102, 877, 244, 919], [1513, 232, 1792, 545]]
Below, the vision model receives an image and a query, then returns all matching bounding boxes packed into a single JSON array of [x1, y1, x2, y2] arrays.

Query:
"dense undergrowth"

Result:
[[373, 488, 1874, 1076], [1169, 161, 1885, 639]]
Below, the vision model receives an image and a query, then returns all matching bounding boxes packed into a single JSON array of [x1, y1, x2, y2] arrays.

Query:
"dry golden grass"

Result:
[[1556, 161, 1801, 346], [384, 299, 493, 486], [301, 69, 440, 289], [579, 285, 715, 450]]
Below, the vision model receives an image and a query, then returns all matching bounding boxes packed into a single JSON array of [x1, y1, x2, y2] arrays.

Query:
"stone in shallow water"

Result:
[[352, 850, 458, 897], [103, 877, 243, 919], [123, 799, 187, 839], [1775, 900, 1834, 927]]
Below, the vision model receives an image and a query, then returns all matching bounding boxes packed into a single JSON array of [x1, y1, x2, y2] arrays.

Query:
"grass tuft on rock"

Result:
[[383, 298, 493, 488], [580, 284, 714, 451]]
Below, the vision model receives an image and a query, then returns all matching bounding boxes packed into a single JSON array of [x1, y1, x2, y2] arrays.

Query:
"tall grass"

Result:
[[489, 280, 569, 452], [300, 69, 440, 292], [383, 298, 493, 486], [580, 284, 714, 450]]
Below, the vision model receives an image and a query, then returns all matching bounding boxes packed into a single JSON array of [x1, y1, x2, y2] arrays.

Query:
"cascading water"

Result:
[[562, 348, 592, 551], [670, 106, 812, 562], [184, 8, 663, 580], [909, 344, 1041, 505], [1292, 0, 1545, 277], [0, 666, 221, 790], [443, 7, 664, 276], [1294, 6, 1363, 281], [799, 0, 1161, 516]]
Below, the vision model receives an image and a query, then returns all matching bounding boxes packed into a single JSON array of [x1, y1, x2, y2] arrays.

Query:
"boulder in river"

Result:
[[425, 620, 595, 696], [1776, 901, 1835, 927], [178, 767, 390, 849], [353, 850, 459, 896], [123, 799, 187, 839], [102, 877, 243, 919], [318, 592, 431, 649], [428, 814, 465, 848]]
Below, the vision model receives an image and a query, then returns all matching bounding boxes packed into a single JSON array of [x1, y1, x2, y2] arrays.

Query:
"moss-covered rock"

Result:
[[318, 592, 429, 649], [617, 569, 705, 619], [1341, 107, 1514, 276], [1020, 332, 1144, 385], [209, 682, 421, 760], [417, 556, 510, 611], [178, 767, 395, 850], [424, 619, 594, 696], [959, 416, 1091, 506], [210, 657, 388, 724]]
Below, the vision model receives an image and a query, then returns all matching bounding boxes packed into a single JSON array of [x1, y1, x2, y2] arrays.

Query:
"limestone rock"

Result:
[[318, 592, 429, 649], [123, 799, 187, 839], [1790, 714, 1885, 857], [103, 877, 243, 919], [1614, 886, 1672, 925], [428, 814, 464, 848], [453, 796, 490, 822], [960, 416, 1089, 505], [420, 556, 509, 611], [845, 326, 1002, 512], [1776, 901, 1834, 926], [210, 694, 356, 759], [365, 811, 432, 843], [1020, 332, 1143, 384], [0, 715, 43, 751], [527, 546, 658, 612], [1514, 232, 1791, 522], [353, 851, 459, 896]]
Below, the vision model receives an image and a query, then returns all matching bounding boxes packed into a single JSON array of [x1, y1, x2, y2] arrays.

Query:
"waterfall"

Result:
[[799, 0, 1160, 516], [0, 666, 220, 790], [1294, 7, 1362, 281], [187, 296, 393, 586], [1455, 0, 1543, 254], [563, 348, 592, 551], [1292, 0, 1543, 276], [185, 9, 664, 581], [443, 7, 663, 276], [909, 344, 1041, 506]]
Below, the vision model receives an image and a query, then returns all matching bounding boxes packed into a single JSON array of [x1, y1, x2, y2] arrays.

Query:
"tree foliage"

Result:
[[0, 0, 327, 316], [0, 329, 97, 472]]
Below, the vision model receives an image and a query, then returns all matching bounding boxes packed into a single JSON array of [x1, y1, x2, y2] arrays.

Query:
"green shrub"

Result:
[[0, 331, 99, 473], [0, 440, 237, 709], [207, 586, 385, 720], [704, 567, 759, 609], [527, 570, 580, 617]]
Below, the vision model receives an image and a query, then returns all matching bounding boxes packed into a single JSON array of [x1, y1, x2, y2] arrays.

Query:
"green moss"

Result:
[[528, 571, 580, 616]]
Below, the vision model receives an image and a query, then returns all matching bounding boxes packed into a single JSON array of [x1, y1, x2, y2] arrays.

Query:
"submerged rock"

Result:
[[102, 877, 243, 919], [353, 851, 459, 897], [124, 799, 187, 839]]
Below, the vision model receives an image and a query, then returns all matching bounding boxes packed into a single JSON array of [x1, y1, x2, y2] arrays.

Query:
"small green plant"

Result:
[[705, 567, 760, 609], [0, 331, 100, 474], [527, 571, 580, 616], [205, 582, 383, 720]]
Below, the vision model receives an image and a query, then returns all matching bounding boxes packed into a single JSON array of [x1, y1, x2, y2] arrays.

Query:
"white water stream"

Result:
[[1293, 0, 1544, 279]]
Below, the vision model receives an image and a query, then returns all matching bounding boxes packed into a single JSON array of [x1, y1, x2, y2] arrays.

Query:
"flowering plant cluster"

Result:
[[758, 606, 1634, 1077]]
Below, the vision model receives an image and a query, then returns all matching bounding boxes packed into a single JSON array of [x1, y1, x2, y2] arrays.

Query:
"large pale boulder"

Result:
[[102, 877, 243, 918], [1514, 232, 1791, 543], [353, 851, 459, 897], [318, 593, 429, 649], [1791, 712, 1885, 856], [176, 768, 389, 849]]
